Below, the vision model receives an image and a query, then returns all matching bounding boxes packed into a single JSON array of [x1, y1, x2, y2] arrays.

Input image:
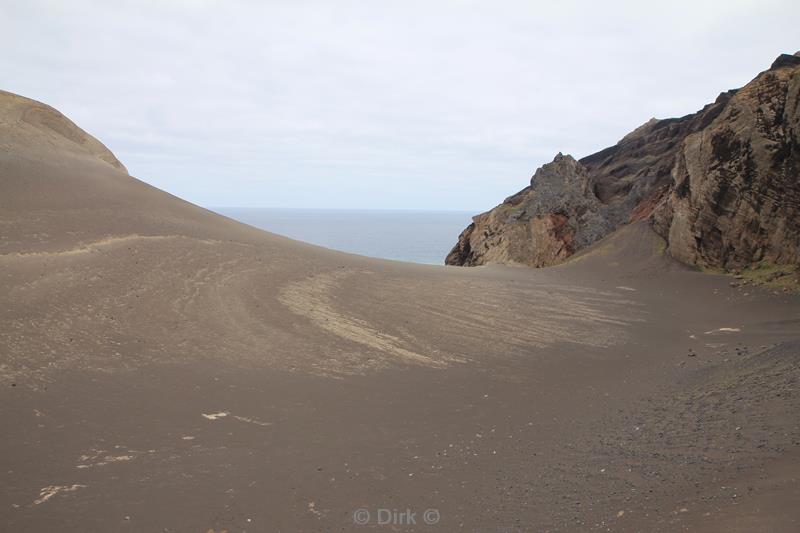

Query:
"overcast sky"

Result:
[[2, 0, 798, 210]]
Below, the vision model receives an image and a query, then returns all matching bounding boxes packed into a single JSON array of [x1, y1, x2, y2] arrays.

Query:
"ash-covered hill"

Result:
[[3, 81, 800, 532], [446, 52, 800, 271]]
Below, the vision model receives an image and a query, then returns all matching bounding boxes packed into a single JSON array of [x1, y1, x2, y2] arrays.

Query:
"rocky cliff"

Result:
[[446, 53, 800, 271]]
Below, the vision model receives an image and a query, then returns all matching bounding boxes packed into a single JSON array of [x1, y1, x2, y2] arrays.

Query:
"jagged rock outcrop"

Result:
[[446, 154, 614, 267], [446, 52, 800, 270]]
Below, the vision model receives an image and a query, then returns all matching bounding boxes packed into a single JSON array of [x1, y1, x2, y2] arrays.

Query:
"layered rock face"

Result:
[[446, 53, 800, 270], [653, 54, 800, 269]]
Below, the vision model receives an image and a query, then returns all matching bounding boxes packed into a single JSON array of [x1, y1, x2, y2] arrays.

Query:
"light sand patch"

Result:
[[308, 501, 324, 518], [76, 455, 133, 469], [33, 484, 86, 505], [279, 270, 445, 367], [233, 415, 271, 427], [395, 278, 643, 352], [202, 411, 229, 420], [76, 448, 137, 469], [704, 327, 741, 334], [0, 234, 220, 260], [201, 412, 270, 426]]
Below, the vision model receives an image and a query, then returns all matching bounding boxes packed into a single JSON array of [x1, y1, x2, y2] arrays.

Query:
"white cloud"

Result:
[[2, 0, 798, 209]]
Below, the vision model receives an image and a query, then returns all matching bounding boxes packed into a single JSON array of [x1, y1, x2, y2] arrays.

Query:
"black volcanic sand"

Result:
[[2, 90, 800, 532]]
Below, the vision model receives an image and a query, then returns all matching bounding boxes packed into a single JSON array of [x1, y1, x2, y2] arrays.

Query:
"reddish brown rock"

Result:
[[447, 53, 800, 271], [652, 54, 800, 269], [445, 153, 611, 267]]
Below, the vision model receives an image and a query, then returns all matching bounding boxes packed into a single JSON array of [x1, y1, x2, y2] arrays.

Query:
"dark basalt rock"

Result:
[[770, 52, 800, 70]]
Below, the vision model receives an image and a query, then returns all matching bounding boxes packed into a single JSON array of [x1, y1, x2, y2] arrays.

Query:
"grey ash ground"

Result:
[[1, 90, 799, 532]]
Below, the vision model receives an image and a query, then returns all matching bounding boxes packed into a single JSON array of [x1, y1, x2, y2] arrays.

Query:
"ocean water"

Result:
[[215, 208, 476, 265]]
